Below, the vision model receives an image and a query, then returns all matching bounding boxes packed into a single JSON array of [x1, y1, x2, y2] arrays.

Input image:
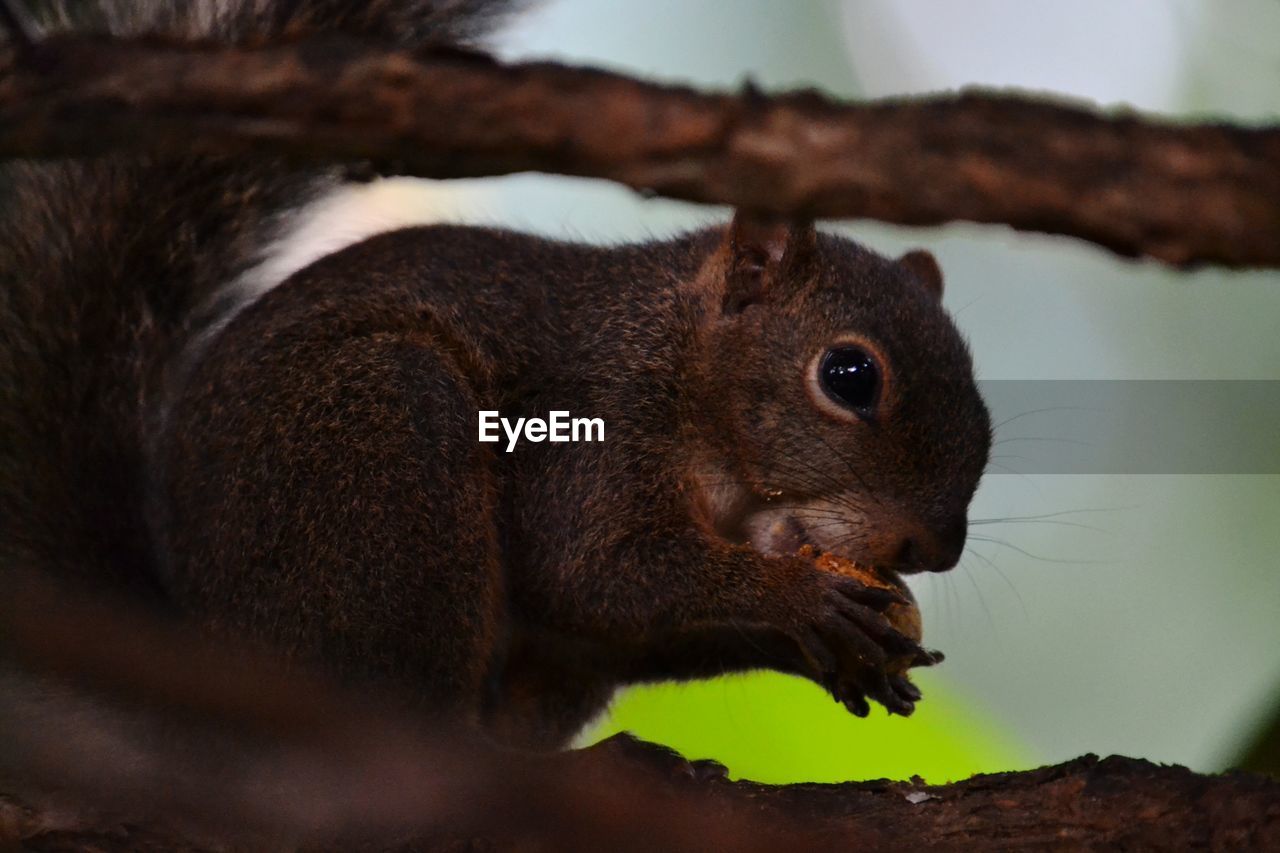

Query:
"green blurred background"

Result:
[[300, 1, 1280, 783]]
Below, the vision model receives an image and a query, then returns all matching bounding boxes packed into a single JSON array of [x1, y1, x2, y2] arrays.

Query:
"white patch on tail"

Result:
[[173, 177, 472, 405], [236, 176, 470, 301]]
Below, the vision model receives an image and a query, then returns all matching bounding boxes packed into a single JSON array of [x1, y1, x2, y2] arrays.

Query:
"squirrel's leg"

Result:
[[157, 328, 505, 721], [480, 634, 618, 749]]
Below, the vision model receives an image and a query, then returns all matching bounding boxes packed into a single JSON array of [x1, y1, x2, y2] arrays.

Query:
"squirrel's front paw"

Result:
[[795, 573, 940, 716]]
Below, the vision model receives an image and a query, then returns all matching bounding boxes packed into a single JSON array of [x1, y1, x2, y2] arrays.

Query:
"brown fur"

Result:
[[2, 1, 990, 750], [152, 223, 990, 746]]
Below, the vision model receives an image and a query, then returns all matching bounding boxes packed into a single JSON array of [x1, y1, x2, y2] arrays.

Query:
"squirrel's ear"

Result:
[[722, 212, 816, 314], [898, 249, 944, 299]]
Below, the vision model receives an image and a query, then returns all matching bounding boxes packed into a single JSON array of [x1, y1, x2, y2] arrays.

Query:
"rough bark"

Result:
[[2, 36, 1279, 267], [3, 754, 1278, 852], [734, 754, 1280, 851]]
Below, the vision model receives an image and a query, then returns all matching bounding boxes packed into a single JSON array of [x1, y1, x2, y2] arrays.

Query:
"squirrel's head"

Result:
[[688, 213, 991, 576]]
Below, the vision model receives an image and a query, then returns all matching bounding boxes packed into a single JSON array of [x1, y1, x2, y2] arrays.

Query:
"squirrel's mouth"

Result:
[[744, 513, 914, 597], [742, 512, 810, 557], [687, 465, 912, 579], [737, 506, 905, 577]]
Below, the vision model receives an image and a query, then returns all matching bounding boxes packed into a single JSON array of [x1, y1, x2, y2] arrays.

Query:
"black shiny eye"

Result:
[[819, 346, 881, 414]]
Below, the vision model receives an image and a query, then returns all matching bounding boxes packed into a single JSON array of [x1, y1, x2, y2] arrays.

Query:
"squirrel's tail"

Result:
[[9, 0, 520, 44], [0, 0, 520, 597]]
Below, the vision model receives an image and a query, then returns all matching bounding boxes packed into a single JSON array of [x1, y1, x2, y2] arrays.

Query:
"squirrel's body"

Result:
[[159, 225, 719, 743], [2, 0, 991, 751]]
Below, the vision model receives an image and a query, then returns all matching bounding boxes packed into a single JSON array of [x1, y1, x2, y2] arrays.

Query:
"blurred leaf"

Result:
[[582, 671, 1030, 784]]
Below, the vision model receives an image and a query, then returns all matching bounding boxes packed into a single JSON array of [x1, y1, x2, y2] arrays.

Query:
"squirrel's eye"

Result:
[[819, 346, 881, 414]]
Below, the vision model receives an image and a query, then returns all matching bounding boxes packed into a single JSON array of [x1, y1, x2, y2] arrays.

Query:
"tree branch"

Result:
[[733, 754, 1279, 851], [2, 36, 1279, 267], [4, 754, 1277, 851], [2, 575, 1278, 850]]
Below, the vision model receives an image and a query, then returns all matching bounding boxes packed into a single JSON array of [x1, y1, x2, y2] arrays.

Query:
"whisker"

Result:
[[762, 458, 872, 519], [972, 507, 1127, 522], [985, 461, 1025, 475], [827, 528, 870, 556], [950, 293, 986, 316], [767, 442, 855, 493], [959, 561, 998, 635], [965, 545, 1028, 619], [692, 437, 880, 523], [991, 435, 1091, 448], [969, 518, 1106, 533], [967, 534, 1106, 565], [687, 474, 852, 518], [783, 514, 855, 527], [806, 431, 885, 512], [754, 449, 868, 511], [990, 405, 1097, 433], [942, 570, 959, 636]]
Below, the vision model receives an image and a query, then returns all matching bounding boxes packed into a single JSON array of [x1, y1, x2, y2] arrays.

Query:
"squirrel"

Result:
[[0, 0, 991, 752]]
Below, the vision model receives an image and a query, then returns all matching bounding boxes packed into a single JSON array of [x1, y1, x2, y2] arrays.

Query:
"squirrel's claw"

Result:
[[827, 575, 910, 610], [795, 572, 932, 717], [890, 674, 922, 703], [841, 692, 872, 717], [911, 648, 945, 667]]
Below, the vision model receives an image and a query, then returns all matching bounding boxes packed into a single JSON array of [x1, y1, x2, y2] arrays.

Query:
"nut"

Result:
[[799, 545, 923, 672]]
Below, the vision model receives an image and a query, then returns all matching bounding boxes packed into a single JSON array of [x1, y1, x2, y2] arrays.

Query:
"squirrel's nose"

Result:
[[891, 514, 967, 574]]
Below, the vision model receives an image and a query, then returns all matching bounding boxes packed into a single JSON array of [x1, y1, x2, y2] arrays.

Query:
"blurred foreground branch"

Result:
[[3, 747, 1277, 850], [2, 575, 1278, 851], [2, 36, 1279, 267]]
